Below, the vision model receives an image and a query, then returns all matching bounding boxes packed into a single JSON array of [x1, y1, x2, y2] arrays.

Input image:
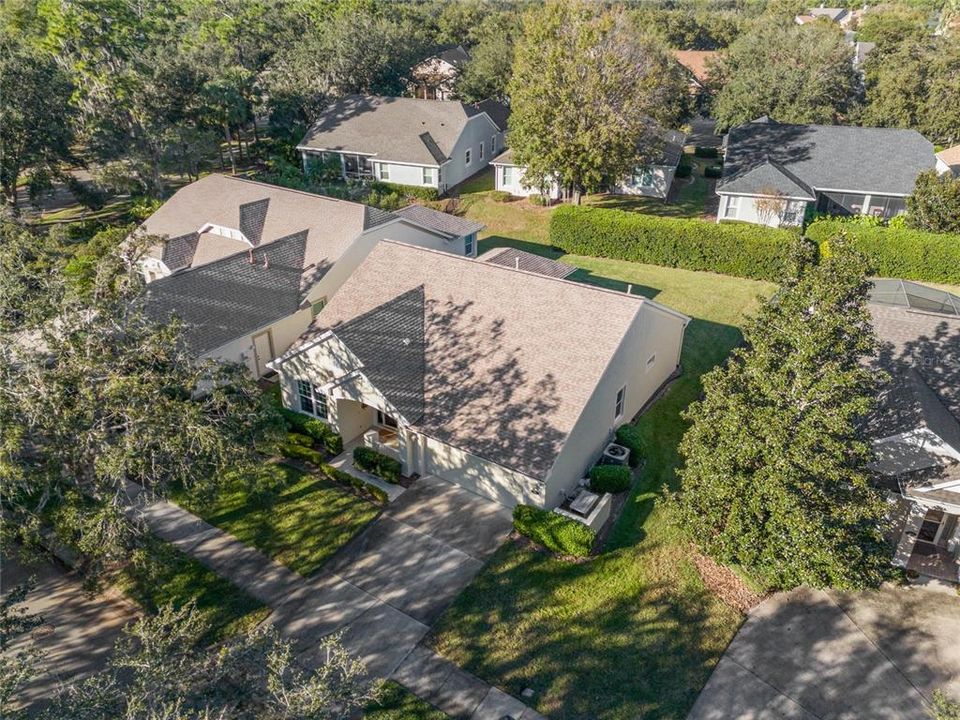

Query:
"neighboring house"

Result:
[[137, 175, 479, 377], [717, 118, 934, 227], [392, 204, 484, 257], [297, 96, 509, 195], [866, 280, 960, 583], [672, 49, 717, 99], [492, 127, 686, 201], [612, 129, 687, 199], [852, 40, 876, 68], [491, 148, 562, 200], [269, 240, 689, 508], [936, 145, 960, 177], [795, 6, 854, 27], [408, 45, 470, 100]]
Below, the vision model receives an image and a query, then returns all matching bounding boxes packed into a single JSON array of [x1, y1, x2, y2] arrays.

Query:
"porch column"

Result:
[[403, 428, 414, 476], [861, 194, 872, 216], [892, 503, 928, 567]]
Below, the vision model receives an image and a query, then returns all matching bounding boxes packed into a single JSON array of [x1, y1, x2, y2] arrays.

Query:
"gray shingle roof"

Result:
[[297, 95, 509, 166], [393, 204, 484, 237], [142, 175, 377, 273], [436, 45, 471, 66], [865, 295, 960, 473], [479, 248, 576, 279], [719, 120, 935, 197], [283, 241, 675, 480], [143, 231, 308, 356], [718, 161, 815, 200]]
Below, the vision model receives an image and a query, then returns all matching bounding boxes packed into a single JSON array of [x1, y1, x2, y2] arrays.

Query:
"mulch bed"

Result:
[[690, 547, 767, 613]]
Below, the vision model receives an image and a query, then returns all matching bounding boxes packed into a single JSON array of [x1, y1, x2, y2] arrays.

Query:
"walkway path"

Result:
[[688, 585, 960, 720], [125, 478, 543, 719]]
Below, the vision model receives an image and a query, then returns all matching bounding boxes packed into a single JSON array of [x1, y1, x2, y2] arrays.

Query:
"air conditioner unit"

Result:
[[601, 442, 629, 466]]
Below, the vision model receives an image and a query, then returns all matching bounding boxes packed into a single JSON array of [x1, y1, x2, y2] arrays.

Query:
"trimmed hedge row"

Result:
[[353, 446, 402, 483], [279, 432, 325, 466], [370, 181, 439, 201], [589, 465, 631, 493], [280, 409, 344, 455], [806, 219, 960, 285], [512, 505, 596, 557], [615, 425, 643, 468], [320, 463, 389, 504], [550, 205, 800, 281]]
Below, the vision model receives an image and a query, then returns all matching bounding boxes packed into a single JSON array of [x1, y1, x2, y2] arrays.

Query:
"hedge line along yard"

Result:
[[806, 218, 960, 284]]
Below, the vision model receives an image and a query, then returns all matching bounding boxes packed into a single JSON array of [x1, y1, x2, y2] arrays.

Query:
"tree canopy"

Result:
[[907, 169, 960, 234], [710, 19, 858, 131], [507, 0, 689, 201], [677, 238, 891, 590]]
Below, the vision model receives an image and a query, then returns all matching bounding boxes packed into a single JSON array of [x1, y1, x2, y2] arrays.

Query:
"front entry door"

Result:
[[251, 329, 274, 377]]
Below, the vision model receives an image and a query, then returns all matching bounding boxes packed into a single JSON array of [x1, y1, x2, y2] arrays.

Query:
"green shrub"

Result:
[[490, 190, 512, 202], [369, 181, 439, 201], [806, 218, 960, 284], [550, 205, 800, 281], [589, 465, 631, 493], [280, 410, 343, 455], [675, 163, 692, 179], [694, 147, 720, 159], [704, 165, 723, 179], [320, 464, 389, 503], [512, 505, 596, 557], [286, 431, 313, 447], [615, 425, 643, 467], [529, 194, 551, 206], [353, 446, 402, 483], [279, 442, 324, 466]]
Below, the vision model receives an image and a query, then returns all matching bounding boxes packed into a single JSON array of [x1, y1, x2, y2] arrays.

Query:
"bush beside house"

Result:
[[512, 505, 596, 557], [369, 181, 439, 202], [280, 409, 344, 455], [320, 464, 389, 504], [806, 219, 960, 285], [589, 465, 631, 493], [615, 425, 643, 467], [352, 446, 402, 483], [550, 205, 799, 281]]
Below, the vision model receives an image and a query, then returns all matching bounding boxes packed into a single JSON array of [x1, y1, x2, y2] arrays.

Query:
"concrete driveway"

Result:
[[2, 553, 139, 711], [689, 585, 960, 720], [269, 475, 513, 678]]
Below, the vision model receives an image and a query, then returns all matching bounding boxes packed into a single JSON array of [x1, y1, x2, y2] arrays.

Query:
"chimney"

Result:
[[248, 248, 254, 264]]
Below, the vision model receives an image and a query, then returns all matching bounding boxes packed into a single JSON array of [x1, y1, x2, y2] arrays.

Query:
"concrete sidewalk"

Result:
[[126, 476, 537, 719]]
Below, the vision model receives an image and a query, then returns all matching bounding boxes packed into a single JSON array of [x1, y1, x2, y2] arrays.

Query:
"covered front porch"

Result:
[[893, 501, 960, 584]]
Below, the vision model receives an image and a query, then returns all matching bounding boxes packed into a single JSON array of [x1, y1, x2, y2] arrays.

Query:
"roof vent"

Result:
[[263, 253, 269, 269], [248, 248, 254, 264]]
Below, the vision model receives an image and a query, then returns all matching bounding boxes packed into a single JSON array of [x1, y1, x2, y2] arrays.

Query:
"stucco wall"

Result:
[[541, 301, 688, 508], [494, 164, 562, 199], [614, 165, 676, 199], [205, 307, 313, 377], [717, 193, 807, 227]]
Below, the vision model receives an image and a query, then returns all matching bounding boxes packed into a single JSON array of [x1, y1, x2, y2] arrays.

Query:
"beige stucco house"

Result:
[[137, 175, 480, 377], [270, 241, 690, 508]]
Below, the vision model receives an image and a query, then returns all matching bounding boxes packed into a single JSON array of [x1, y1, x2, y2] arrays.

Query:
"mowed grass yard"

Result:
[[174, 463, 381, 577], [428, 189, 776, 718]]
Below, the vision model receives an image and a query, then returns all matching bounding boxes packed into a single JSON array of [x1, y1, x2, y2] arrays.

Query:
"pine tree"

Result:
[[677, 238, 890, 590]]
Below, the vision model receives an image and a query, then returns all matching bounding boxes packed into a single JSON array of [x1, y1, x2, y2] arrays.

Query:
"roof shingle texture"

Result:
[[719, 120, 935, 197], [300, 241, 651, 480], [297, 95, 509, 165], [393, 204, 484, 237], [141, 174, 379, 273], [479, 248, 576, 279]]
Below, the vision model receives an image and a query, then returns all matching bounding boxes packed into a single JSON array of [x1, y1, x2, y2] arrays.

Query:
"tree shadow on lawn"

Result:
[[428, 538, 740, 720]]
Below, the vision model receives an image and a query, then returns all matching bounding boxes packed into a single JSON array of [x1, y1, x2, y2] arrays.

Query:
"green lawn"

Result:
[[174, 462, 381, 577], [117, 535, 269, 644], [430, 214, 775, 716], [364, 682, 448, 719]]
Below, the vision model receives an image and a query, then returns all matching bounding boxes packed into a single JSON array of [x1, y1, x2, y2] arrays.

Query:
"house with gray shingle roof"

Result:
[[137, 175, 487, 377], [269, 240, 690, 509], [297, 95, 508, 196], [865, 280, 960, 582], [717, 118, 935, 227], [408, 45, 470, 101]]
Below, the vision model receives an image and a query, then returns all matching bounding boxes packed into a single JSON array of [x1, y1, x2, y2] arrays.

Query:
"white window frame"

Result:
[[615, 385, 626, 420], [724, 195, 741, 219], [502, 166, 513, 186], [297, 379, 328, 420], [480, 141, 485, 160], [465, 149, 472, 166], [422, 167, 434, 185], [464, 233, 474, 256], [379, 163, 390, 181], [491, 135, 497, 153]]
